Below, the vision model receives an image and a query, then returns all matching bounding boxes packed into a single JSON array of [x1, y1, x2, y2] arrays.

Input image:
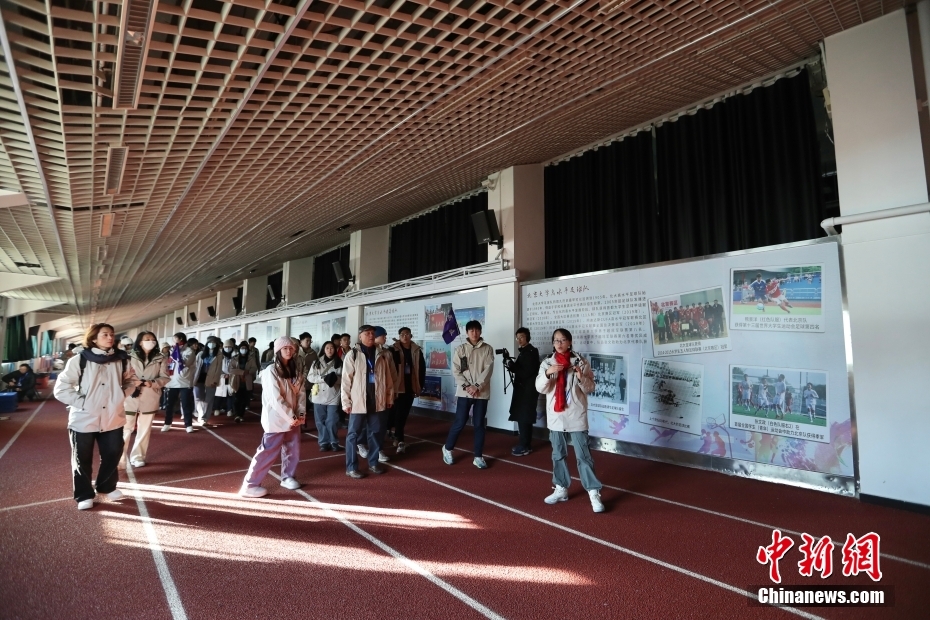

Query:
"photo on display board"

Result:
[[424, 340, 452, 372], [321, 320, 331, 337], [587, 353, 629, 415], [648, 287, 731, 357], [454, 306, 486, 331], [728, 365, 829, 443], [332, 317, 346, 335], [424, 303, 452, 334], [730, 265, 824, 332], [418, 375, 443, 407], [639, 358, 703, 434]]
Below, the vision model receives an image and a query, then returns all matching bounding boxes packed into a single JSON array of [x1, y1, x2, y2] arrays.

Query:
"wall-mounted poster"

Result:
[[290, 310, 348, 353], [729, 365, 829, 443], [454, 307, 486, 331], [424, 340, 452, 373], [648, 287, 730, 357], [730, 265, 824, 332], [424, 303, 452, 334], [639, 359, 703, 434], [587, 353, 629, 416]]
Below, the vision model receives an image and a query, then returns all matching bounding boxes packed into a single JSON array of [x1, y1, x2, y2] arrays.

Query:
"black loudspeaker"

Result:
[[175, 317, 183, 325], [207, 305, 216, 317], [189, 312, 197, 322], [471, 210, 503, 248], [333, 260, 355, 286]]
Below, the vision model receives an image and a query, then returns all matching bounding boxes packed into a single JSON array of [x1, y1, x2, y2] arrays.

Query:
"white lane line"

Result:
[[406, 433, 930, 571], [204, 428, 505, 620], [124, 465, 188, 620], [389, 462, 822, 620], [0, 496, 70, 512], [0, 400, 47, 461]]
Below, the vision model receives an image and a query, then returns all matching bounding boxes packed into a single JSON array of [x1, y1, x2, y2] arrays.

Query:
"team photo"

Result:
[[648, 287, 731, 356], [729, 365, 828, 431], [588, 353, 628, 415]]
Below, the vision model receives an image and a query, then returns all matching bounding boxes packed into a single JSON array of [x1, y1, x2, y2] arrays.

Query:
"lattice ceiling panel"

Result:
[[0, 0, 902, 331]]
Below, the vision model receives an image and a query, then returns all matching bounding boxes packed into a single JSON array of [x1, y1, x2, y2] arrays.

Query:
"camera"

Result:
[[495, 348, 510, 358]]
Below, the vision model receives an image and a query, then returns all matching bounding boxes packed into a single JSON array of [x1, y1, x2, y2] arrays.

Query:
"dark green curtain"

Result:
[[544, 69, 826, 277], [389, 193, 490, 282], [4, 316, 32, 362]]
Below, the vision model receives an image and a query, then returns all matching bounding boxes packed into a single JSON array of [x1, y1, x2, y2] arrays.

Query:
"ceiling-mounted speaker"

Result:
[[471, 210, 503, 248], [175, 317, 183, 325], [207, 305, 216, 317], [189, 312, 197, 322], [333, 260, 355, 287], [267, 283, 276, 301]]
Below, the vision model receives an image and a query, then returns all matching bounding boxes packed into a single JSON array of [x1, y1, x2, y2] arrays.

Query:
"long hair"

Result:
[[133, 331, 160, 363], [274, 350, 297, 379], [83, 323, 115, 349], [550, 328, 573, 355]]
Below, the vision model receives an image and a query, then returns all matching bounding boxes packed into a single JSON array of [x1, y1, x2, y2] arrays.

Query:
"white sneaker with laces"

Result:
[[357, 445, 369, 459], [473, 457, 488, 469], [161, 425, 171, 432], [544, 485, 569, 504], [280, 477, 301, 490], [442, 446, 453, 465], [588, 489, 605, 513], [106, 489, 123, 501], [378, 451, 389, 463], [77, 499, 94, 510], [239, 485, 267, 498]]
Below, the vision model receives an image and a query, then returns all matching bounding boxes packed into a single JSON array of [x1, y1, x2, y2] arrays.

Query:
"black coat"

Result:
[[507, 344, 541, 423], [3, 370, 35, 394]]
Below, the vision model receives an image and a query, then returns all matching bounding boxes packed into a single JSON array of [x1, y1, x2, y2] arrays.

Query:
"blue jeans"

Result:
[[444, 397, 488, 458], [550, 430, 601, 491], [313, 403, 340, 447], [345, 411, 384, 472]]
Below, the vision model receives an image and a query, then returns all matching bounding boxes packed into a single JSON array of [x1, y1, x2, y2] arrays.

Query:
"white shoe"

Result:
[[280, 477, 301, 490], [130, 460, 145, 468], [239, 485, 267, 498], [213, 411, 221, 417], [588, 489, 605, 513], [77, 499, 94, 510], [106, 489, 123, 501], [473, 457, 488, 469], [357, 445, 369, 459], [378, 451, 389, 463], [186, 426, 196, 433], [442, 446, 453, 465], [396, 442, 406, 454], [226, 411, 233, 417], [161, 425, 171, 432], [544, 485, 569, 504]]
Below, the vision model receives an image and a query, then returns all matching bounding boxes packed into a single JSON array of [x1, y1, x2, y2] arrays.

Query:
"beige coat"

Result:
[[391, 341, 425, 395], [229, 353, 258, 392], [535, 352, 595, 432], [340, 344, 395, 414], [123, 351, 170, 413], [452, 339, 495, 399], [53, 350, 134, 433]]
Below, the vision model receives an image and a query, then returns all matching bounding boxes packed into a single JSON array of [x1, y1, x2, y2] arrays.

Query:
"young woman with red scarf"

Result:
[[534, 328, 604, 513]]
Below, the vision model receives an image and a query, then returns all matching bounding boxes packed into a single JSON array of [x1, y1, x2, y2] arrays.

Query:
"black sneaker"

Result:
[[346, 470, 364, 479], [330, 444, 343, 451], [369, 465, 385, 475], [511, 446, 532, 457], [319, 444, 332, 452]]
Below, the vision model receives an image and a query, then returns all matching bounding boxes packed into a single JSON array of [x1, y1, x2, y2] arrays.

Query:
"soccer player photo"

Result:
[[588, 353, 628, 416], [730, 265, 824, 332], [648, 287, 731, 357], [639, 358, 703, 435], [727, 365, 829, 443]]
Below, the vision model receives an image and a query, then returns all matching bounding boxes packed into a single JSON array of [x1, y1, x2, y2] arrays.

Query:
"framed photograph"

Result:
[[587, 353, 629, 415], [639, 358, 703, 434], [730, 265, 824, 332], [728, 365, 829, 443], [648, 287, 730, 357]]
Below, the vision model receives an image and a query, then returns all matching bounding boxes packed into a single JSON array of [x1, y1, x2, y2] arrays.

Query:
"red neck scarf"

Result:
[[553, 351, 572, 413]]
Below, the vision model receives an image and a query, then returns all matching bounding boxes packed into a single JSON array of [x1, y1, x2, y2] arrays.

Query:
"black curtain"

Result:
[[545, 131, 660, 277], [544, 69, 825, 277], [389, 193, 489, 282], [313, 245, 350, 299], [3, 316, 31, 362], [655, 69, 824, 260], [266, 271, 283, 309]]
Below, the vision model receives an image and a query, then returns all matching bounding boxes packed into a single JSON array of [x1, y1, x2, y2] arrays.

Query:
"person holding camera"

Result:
[[535, 328, 604, 513], [443, 320, 494, 469], [505, 327, 540, 456]]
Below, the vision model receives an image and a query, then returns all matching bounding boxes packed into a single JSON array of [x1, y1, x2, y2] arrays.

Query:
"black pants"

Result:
[[230, 385, 248, 418], [165, 387, 194, 427], [391, 393, 415, 442], [517, 420, 534, 450], [69, 428, 123, 502]]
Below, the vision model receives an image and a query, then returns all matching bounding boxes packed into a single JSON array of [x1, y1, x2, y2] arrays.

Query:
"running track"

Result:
[[1, 395, 927, 619]]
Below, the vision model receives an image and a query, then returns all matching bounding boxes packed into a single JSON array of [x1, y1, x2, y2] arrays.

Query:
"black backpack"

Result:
[[77, 355, 128, 392]]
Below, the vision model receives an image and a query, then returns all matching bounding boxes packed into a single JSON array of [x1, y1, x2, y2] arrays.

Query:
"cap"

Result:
[[358, 324, 375, 334], [373, 326, 387, 338], [120, 336, 133, 346]]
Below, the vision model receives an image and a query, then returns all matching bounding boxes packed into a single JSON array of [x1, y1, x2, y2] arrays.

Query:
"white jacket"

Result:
[[452, 339, 495, 399], [123, 350, 170, 413], [165, 346, 197, 389], [535, 352, 595, 433], [259, 364, 306, 433], [54, 350, 132, 433], [306, 357, 342, 406]]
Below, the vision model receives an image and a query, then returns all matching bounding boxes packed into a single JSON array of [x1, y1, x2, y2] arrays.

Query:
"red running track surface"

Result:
[[1, 395, 927, 619]]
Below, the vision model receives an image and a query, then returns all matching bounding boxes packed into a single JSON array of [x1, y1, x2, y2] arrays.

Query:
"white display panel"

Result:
[[218, 325, 242, 343], [364, 288, 488, 412], [290, 310, 347, 352], [246, 319, 282, 348], [522, 239, 852, 477]]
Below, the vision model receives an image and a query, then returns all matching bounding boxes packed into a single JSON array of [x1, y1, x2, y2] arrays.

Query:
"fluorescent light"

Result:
[[100, 213, 114, 237]]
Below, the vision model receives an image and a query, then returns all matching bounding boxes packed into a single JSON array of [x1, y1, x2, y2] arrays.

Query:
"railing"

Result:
[[821, 202, 930, 235]]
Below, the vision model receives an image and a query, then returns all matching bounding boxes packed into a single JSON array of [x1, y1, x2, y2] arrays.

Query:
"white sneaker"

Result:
[[357, 445, 369, 459], [161, 425, 171, 432], [588, 489, 605, 513], [226, 411, 233, 417], [442, 446, 453, 465], [239, 485, 267, 498], [213, 410, 221, 417], [544, 485, 569, 504], [186, 426, 196, 433], [130, 460, 145, 468], [280, 477, 301, 490], [77, 499, 94, 510], [378, 451, 389, 463], [473, 457, 488, 469], [106, 489, 123, 501], [396, 442, 406, 454]]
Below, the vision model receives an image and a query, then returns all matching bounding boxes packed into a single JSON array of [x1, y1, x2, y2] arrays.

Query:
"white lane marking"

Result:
[[0, 400, 47, 461], [406, 433, 930, 571], [124, 465, 188, 620], [390, 462, 822, 620], [204, 428, 505, 620], [0, 496, 70, 511]]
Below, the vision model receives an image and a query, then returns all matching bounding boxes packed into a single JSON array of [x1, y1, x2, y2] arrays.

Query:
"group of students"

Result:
[[54, 320, 607, 514]]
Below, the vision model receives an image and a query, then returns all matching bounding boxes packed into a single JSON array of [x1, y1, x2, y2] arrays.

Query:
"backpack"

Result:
[[77, 355, 128, 393]]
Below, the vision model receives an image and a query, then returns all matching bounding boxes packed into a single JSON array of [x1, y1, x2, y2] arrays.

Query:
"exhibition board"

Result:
[[246, 319, 283, 347], [218, 325, 242, 344], [289, 310, 348, 353], [521, 238, 854, 489]]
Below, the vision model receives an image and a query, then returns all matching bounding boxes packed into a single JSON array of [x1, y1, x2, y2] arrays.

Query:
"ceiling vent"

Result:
[[113, 0, 158, 109], [104, 146, 129, 195]]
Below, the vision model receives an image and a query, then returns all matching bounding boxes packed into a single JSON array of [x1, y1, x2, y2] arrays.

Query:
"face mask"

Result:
[[240, 348, 248, 355], [208, 343, 215, 349], [141, 341, 157, 351], [223, 347, 232, 353]]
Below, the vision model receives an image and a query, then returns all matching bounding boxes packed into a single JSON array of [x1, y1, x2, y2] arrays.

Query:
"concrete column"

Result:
[[283, 256, 314, 304], [343, 306, 364, 345], [0, 297, 6, 365], [486, 164, 546, 281], [349, 225, 390, 290], [162, 313, 174, 340], [484, 281, 519, 431], [241, 275, 268, 315], [197, 296, 216, 323], [216, 288, 238, 320], [825, 9, 930, 507]]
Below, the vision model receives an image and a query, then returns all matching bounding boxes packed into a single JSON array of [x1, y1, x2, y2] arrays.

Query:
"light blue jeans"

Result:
[[313, 403, 340, 447], [550, 430, 602, 491]]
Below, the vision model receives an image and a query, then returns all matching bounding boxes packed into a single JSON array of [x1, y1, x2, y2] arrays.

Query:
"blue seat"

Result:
[[0, 392, 18, 413]]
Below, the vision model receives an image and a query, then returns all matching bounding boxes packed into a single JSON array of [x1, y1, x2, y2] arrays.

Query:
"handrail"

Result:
[[821, 202, 930, 235]]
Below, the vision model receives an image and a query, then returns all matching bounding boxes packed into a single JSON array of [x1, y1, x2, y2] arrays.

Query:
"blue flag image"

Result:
[[442, 307, 459, 344]]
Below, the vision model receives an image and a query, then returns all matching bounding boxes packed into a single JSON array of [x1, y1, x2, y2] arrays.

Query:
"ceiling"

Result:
[[0, 0, 899, 336]]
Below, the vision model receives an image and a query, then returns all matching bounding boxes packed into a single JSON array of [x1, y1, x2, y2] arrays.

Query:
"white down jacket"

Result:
[[54, 349, 133, 433], [535, 352, 595, 433], [306, 356, 342, 406]]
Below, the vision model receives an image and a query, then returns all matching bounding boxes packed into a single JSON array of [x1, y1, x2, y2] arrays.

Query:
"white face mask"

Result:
[[239, 348, 248, 355], [223, 347, 232, 353], [207, 342, 215, 349], [141, 341, 157, 351]]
